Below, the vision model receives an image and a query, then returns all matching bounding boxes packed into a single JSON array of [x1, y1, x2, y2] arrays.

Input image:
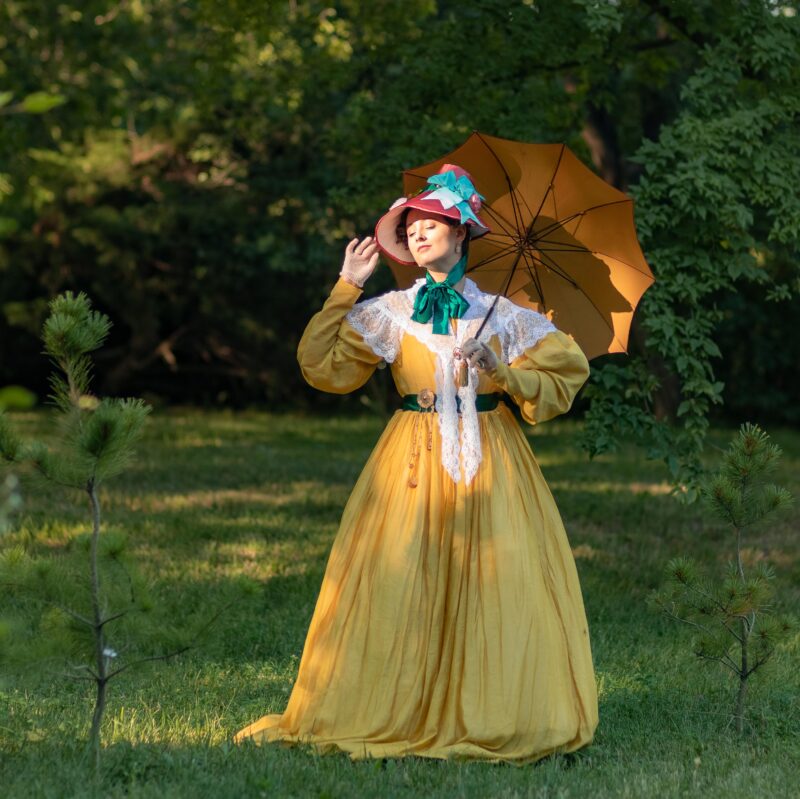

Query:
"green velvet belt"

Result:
[[401, 392, 502, 413]]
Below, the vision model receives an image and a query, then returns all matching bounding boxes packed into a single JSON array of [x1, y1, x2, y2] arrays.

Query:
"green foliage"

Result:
[[0, 413, 23, 463], [0, 385, 37, 410], [706, 423, 793, 526], [0, 291, 167, 771], [651, 423, 795, 732], [0, 1, 798, 500], [0, 414, 797, 794], [0, 473, 21, 534], [0, 536, 173, 670], [76, 398, 151, 481], [5, 293, 152, 488], [0, 90, 66, 115], [579, 6, 800, 497], [42, 290, 112, 415]]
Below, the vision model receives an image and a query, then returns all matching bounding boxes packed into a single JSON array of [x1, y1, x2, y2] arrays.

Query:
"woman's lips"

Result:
[[417, 245, 431, 252]]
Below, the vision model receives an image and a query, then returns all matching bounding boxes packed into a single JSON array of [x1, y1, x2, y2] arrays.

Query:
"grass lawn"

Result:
[[1, 408, 798, 798]]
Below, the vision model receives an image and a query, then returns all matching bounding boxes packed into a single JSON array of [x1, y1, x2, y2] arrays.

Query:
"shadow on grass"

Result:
[[3, 411, 799, 798], [4, 678, 799, 799]]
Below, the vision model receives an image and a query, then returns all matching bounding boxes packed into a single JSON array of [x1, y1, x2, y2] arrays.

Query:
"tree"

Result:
[[0, 292, 186, 775], [579, 2, 800, 498], [1, 1, 797, 497], [651, 423, 794, 734]]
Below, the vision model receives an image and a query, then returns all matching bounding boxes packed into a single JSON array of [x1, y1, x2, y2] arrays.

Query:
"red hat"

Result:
[[374, 163, 491, 265]]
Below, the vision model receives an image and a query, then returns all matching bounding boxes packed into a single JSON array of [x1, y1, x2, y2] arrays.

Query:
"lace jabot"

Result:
[[345, 277, 557, 485]]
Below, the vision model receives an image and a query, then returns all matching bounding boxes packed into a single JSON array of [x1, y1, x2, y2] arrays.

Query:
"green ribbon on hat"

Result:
[[410, 254, 470, 335], [424, 170, 485, 227]]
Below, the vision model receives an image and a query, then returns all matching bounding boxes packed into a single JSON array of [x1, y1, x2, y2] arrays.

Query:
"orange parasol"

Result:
[[387, 131, 655, 361]]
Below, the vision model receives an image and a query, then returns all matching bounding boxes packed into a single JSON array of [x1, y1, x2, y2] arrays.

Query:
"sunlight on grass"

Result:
[[117, 481, 333, 512], [571, 544, 606, 561], [550, 480, 673, 495], [2, 410, 799, 797]]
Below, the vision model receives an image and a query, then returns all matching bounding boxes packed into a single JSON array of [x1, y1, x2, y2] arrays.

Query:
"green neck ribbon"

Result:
[[410, 254, 470, 335]]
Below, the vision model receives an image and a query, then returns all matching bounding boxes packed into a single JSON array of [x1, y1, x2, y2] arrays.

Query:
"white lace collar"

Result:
[[345, 276, 557, 485]]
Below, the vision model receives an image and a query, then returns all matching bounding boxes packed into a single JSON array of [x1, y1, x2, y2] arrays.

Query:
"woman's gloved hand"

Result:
[[339, 236, 380, 288], [459, 337, 498, 372]]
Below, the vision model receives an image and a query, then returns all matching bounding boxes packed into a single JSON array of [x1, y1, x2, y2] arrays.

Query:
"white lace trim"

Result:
[[345, 277, 557, 485]]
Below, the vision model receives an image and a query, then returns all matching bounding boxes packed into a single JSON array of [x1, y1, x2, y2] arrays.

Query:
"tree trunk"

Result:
[[87, 479, 106, 777], [90, 677, 107, 776], [735, 672, 747, 735], [735, 615, 749, 735]]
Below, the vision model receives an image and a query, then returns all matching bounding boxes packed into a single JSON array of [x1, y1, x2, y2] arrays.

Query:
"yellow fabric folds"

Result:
[[235, 277, 599, 764]]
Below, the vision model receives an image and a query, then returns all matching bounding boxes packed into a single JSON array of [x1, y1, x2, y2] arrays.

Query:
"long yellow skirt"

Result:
[[235, 403, 598, 764]]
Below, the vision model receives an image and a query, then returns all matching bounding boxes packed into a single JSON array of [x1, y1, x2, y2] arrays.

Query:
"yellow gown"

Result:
[[235, 276, 599, 764]]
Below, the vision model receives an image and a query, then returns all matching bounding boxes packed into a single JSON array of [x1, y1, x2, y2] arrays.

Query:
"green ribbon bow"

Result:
[[410, 254, 470, 335], [424, 170, 485, 227]]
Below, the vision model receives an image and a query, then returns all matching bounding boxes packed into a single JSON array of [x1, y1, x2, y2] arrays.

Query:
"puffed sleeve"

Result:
[[297, 277, 401, 394], [486, 330, 590, 425]]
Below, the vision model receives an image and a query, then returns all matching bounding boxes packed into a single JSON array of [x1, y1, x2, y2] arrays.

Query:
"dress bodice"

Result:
[[296, 275, 590, 485], [388, 330, 505, 397]]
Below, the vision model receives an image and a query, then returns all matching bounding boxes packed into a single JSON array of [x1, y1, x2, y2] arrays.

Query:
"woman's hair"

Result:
[[395, 208, 470, 259]]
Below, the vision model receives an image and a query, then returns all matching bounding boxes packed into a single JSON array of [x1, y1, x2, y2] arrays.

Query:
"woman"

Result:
[[235, 164, 598, 764]]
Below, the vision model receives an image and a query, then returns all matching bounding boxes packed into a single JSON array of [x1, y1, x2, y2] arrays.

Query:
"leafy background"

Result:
[[1, 0, 799, 494]]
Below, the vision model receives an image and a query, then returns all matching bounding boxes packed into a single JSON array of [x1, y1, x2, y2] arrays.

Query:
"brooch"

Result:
[[417, 388, 435, 409]]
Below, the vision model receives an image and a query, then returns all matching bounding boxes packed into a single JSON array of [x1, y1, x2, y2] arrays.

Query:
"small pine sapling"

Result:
[[0, 292, 189, 774], [651, 423, 794, 734]]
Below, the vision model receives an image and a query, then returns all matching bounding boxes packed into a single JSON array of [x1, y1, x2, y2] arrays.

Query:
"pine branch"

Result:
[[659, 605, 713, 636], [61, 673, 98, 683], [109, 556, 138, 606], [0, 582, 94, 628], [679, 576, 731, 617], [715, 616, 745, 645], [98, 609, 129, 628], [694, 650, 740, 676], [105, 598, 236, 680], [105, 645, 192, 681]]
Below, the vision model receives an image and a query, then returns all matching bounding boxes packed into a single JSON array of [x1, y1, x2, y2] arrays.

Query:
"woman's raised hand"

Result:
[[340, 236, 380, 288]]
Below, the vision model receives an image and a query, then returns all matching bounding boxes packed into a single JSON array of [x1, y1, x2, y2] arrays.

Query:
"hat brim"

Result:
[[374, 194, 491, 266]]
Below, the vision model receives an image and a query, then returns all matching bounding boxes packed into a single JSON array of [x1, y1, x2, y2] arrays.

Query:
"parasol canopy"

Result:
[[386, 131, 655, 361]]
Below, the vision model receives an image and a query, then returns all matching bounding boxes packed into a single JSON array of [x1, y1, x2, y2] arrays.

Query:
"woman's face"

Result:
[[405, 209, 466, 270]]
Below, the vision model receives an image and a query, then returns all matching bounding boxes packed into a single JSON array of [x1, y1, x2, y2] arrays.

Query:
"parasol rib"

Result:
[[532, 143, 566, 223], [473, 142, 572, 340], [519, 246, 547, 306], [533, 246, 628, 350], [480, 203, 522, 239], [474, 132, 529, 232], [531, 198, 631, 242], [467, 245, 521, 271], [524, 250, 579, 290]]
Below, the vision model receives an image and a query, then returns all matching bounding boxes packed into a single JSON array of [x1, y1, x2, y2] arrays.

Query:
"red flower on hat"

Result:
[[468, 193, 482, 214]]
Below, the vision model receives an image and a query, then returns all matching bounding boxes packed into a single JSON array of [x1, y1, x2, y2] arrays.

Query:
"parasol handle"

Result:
[[470, 252, 520, 341], [472, 293, 499, 341]]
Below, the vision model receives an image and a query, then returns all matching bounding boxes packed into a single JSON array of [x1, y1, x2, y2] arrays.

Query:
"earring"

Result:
[[455, 242, 462, 255]]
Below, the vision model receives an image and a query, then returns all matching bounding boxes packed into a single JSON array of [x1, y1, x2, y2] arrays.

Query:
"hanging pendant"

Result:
[[451, 316, 468, 388], [456, 358, 469, 388], [452, 345, 469, 389]]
